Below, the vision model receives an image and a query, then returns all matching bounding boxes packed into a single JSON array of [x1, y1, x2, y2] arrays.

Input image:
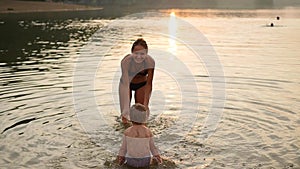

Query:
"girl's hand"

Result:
[[121, 110, 130, 124], [121, 115, 129, 124]]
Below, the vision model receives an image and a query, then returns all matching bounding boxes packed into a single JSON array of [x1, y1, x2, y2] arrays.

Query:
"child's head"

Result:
[[130, 103, 148, 124]]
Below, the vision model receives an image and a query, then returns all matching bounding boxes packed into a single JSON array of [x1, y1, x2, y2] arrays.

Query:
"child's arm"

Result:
[[149, 135, 162, 164], [117, 155, 125, 165], [153, 154, 162, 164], [117, 135, 127, 165]]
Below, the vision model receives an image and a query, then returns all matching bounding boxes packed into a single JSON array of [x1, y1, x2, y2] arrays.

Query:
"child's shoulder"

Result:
[[143, 126, 154, 137], [123, 125, 153, 138], [143, 125, 151, 131], [124, 126, 133, 135]]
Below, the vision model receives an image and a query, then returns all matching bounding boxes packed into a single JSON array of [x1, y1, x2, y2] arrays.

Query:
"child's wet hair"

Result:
[[130, 103, 147, 124]]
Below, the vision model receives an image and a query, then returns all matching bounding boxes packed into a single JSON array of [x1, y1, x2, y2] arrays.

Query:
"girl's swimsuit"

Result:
[[129, 69, 148, 91], [130, 81, 147, 91], [124, 58, 149, 91]]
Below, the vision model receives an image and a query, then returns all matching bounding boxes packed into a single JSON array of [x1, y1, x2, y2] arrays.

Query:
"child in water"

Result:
[[117, 103, 162, 167]]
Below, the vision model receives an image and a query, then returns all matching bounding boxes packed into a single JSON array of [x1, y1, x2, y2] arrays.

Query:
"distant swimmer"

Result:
[[276, 16, 280, 20], [270, 23, 274, 27]]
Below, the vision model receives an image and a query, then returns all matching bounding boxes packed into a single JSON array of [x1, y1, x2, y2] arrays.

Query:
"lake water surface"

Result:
[[0, 8, 299, 169]]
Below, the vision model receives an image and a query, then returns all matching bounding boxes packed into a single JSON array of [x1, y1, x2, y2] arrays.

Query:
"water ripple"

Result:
[[0, 9, 300, 169]]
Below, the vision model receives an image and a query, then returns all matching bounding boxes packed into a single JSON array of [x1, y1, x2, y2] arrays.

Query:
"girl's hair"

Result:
[[131, 38, 148, 53]]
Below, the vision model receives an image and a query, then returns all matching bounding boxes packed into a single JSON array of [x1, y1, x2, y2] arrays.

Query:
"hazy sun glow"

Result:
[[168, 12, 177, 55], [170, 11, 176, 17]]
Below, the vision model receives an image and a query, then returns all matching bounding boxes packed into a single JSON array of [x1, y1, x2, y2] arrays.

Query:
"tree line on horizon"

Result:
[[22, 0, 282, 9]]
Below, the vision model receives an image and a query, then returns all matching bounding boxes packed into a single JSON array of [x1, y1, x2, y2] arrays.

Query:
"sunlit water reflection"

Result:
[[1, 9, 300, 168]]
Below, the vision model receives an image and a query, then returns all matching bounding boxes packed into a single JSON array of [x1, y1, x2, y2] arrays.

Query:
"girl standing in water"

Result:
[[119, 38, 155, 124]]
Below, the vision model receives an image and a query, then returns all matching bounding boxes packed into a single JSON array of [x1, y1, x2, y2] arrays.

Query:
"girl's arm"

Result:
[[143, 56, 155, 108], [119, 55, 131, 119]]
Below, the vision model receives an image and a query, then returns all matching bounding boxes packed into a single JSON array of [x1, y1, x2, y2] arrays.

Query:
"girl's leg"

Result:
[[134, 86, 150, 118], [134, 85, 146, 105]]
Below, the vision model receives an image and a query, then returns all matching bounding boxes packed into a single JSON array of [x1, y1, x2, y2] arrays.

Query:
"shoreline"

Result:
[[1, 0, 300, 15], [0, 0, 103, 14]]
